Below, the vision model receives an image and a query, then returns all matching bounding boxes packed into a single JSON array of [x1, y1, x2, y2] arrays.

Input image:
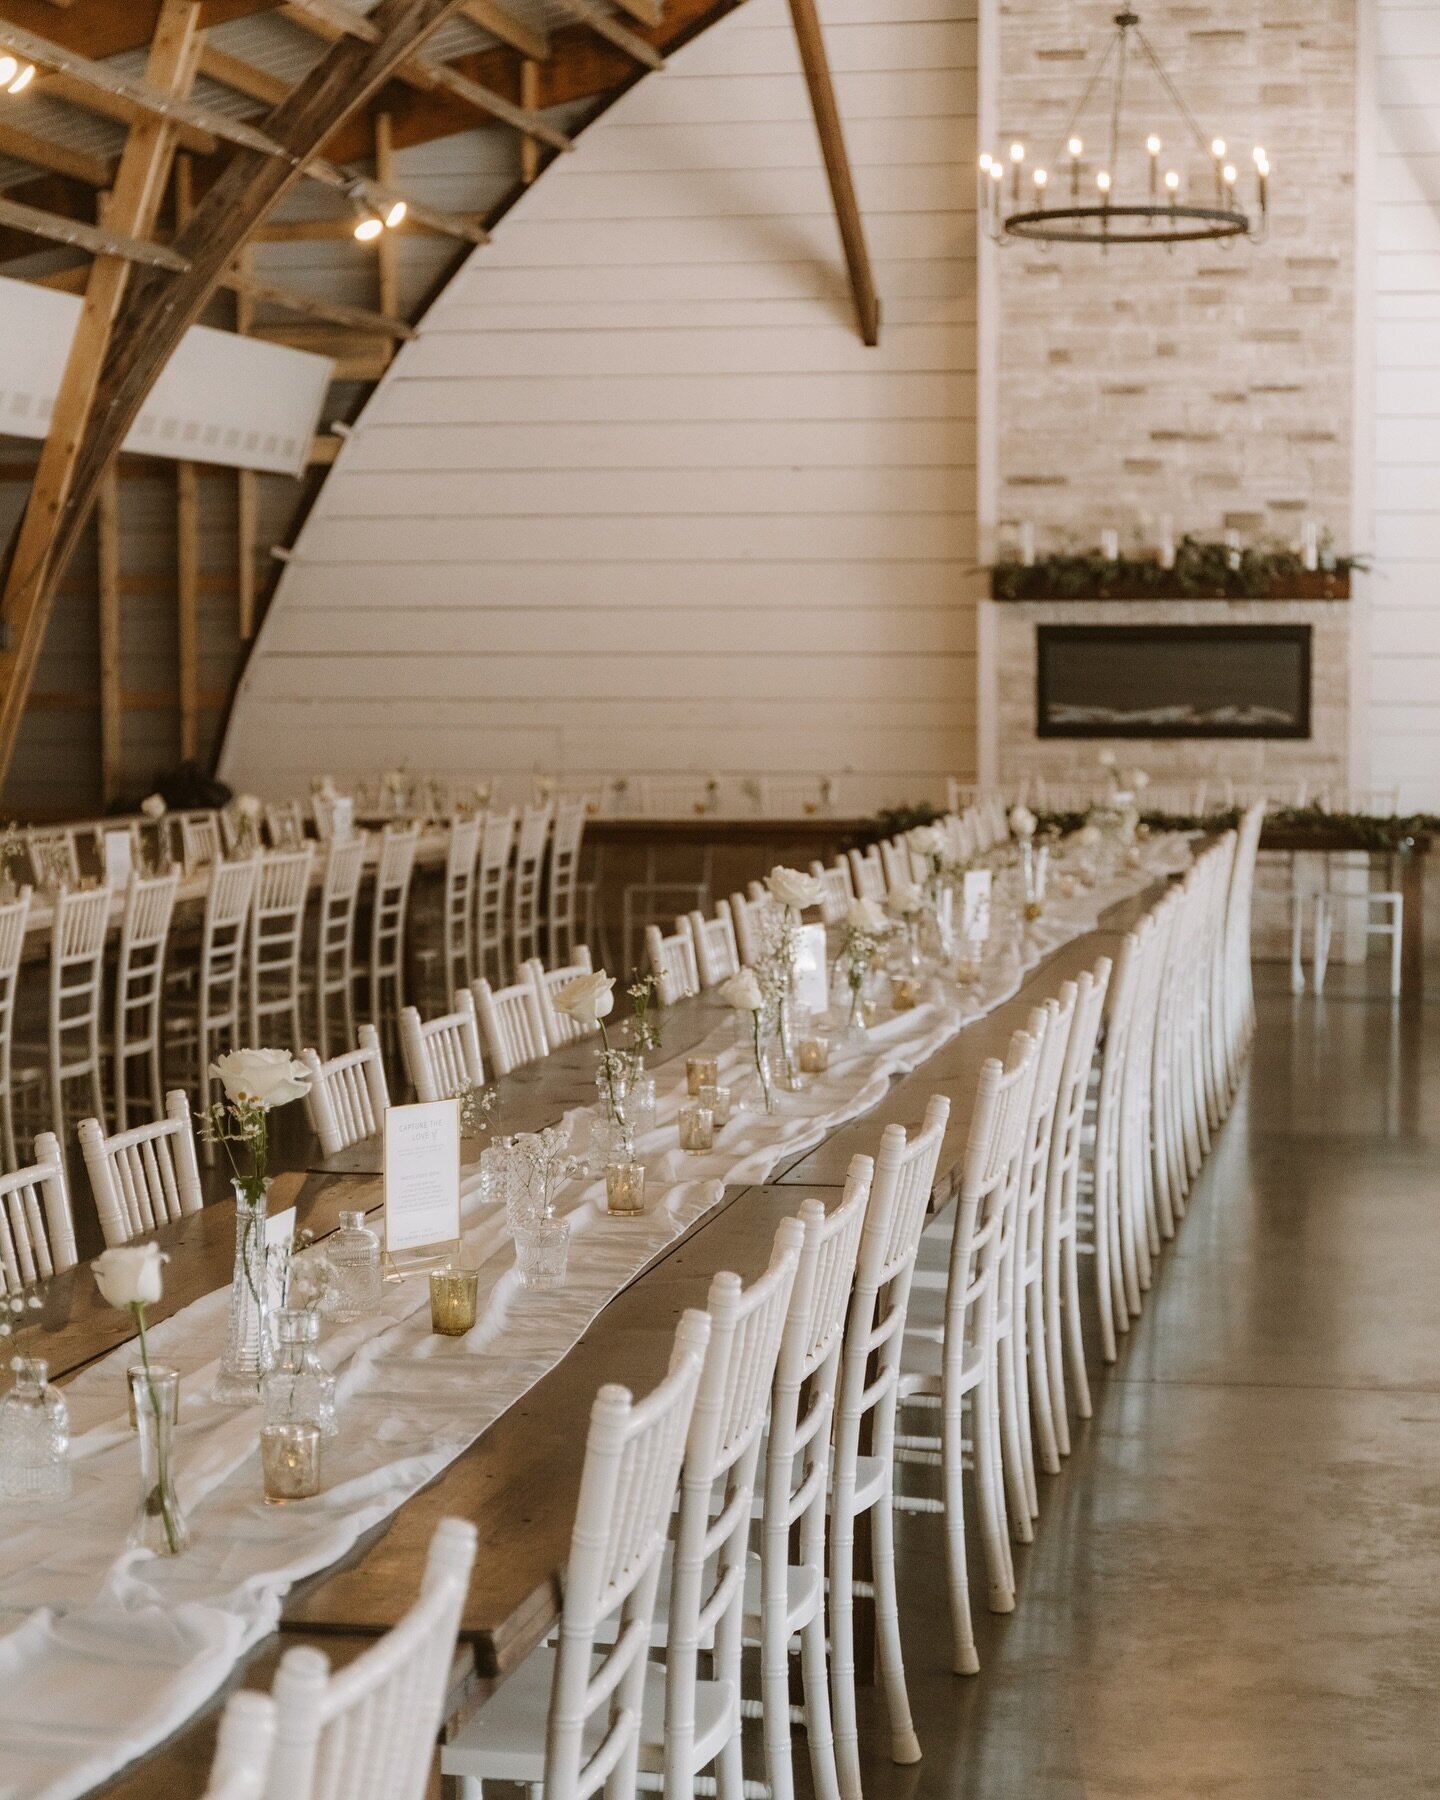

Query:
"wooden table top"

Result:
[[76, 877, 1170, 1796]]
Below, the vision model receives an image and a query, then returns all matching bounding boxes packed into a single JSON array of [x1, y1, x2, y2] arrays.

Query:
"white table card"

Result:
[[384, 1100, 461, 1254], [331, 795, 354, 843], [963, 870, 993, 942], [103, 829, 133, 889], [792, 922, 830, 1017]]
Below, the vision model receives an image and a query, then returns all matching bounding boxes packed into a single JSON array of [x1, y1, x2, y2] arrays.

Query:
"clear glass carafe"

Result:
[[262, 1310, 337, 1438], [323, 1210, 382, 1321], [0, 1360, 70, 1501]]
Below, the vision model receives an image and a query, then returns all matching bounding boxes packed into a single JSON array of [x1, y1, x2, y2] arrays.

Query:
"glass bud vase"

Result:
[[0, 1359, 71, 1501], [324, 1211, 382, 1321], [129, 1365, 188, 1556], [213, 1181, 274, 1405], [262, 1310, 337, 1438]]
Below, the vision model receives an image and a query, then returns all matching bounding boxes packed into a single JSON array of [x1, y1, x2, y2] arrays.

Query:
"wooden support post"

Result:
[[97, 470, 122, 804], [786, 0, 880, 347], [176, 459, 200, 762], [520, 60, 540, 184], [234, 244, 259, 643], [373, 110, 400, 318]]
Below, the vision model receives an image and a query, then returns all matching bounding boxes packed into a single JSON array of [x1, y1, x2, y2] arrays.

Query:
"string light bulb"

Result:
[[1033, 168, 1048, 188], [1164, 169, 1180, 193], [1010, 141, 1025, 163], [383, 198, 407, 228], [1222, 163, 1237, 186], [353, 214, 383, 242], [1096, 169, 1112, 194], [1068, 136, 1083, 158], [979, 151, 993, 172], [1146, 134, 1161, 155], [1211, 136, 1226, 159], [6, 60, 34, 95]]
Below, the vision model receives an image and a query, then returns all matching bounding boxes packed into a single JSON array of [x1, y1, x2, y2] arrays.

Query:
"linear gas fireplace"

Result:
[[1035, 624, 1311, 740]]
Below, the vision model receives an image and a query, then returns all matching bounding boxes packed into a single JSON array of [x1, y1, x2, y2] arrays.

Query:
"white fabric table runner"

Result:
[[0, 839, 1189, 1800]]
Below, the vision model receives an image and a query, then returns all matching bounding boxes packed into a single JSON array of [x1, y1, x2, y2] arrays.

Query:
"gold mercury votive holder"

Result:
[[678, 1103, 715, 1153], [261, 1421, 321, 1504], [891, 975, 920, 1012], [606, 1161, 647, 1216], [696, 1081, 732, 1128], [429, 1266, 480, 1336], [686, 1055, 719, 1098], [798, 1035, 830, 1075]]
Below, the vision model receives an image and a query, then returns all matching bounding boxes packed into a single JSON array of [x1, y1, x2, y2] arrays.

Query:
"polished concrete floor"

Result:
[[849, 966, 1440, 1799]]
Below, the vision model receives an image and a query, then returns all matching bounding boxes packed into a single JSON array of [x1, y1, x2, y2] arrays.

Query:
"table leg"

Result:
[[1401, 850, 1425, 1002]]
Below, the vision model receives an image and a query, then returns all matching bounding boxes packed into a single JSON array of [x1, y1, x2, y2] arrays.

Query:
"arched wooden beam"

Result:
[[0, 0, 477, 783]]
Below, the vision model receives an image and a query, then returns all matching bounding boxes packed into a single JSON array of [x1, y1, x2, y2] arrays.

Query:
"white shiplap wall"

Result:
[[219, 0, 980, 811], [1367, 1, 1440, 808]]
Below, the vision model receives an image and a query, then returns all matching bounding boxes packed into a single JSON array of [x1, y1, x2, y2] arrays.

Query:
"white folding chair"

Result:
[[167, 857, 260, 1159], [249, 847, 315, 1053], [474, 808, 517, 988], [524, 947, 596, 1049], [45, 885, 113, 1145], [646, 921, 700, 1008], [313, 835, 367, 1062], [179, 812, 224, 874], [78, 1090, 204, 1248], [444, 1314, 711, 1800], [264, 799, 306, 850], [264, 1517, 477, 1800], [472, 976, 549, 1077], [0, 1132, 75, 1294], [510, 804, 553, 983], [202, 1693, 276, 1800], [686, 904, 740, 988], [399, 989, 486, 1103], [846, 847, 885, 904], [828, 1099, 949, 1796], [0, 888, 33, 1170], [112, 871, 180, 1133], [300, 1029, 391, 1158], [25, 829, 79, 893]]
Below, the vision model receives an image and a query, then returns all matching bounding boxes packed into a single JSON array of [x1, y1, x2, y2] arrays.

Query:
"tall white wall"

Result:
[[1365, 0, 1440, 809], [220, 0, 980, 812]]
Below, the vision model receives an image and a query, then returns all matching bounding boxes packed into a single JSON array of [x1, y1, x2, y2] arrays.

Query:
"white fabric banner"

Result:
[[0, 839, 1188, 1800]]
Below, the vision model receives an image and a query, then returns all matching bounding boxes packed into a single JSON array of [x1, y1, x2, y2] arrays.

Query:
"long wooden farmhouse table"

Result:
[[9, 875, 1168, 1800]]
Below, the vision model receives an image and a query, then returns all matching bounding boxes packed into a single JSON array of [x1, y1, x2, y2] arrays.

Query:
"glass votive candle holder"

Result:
[[678, 1103, 715, 1154], [797, 1035, 830, 1075], [429, 1267, 480, 1336], [260, 1421, 321, 1504], [891, 975, 920, 1012], [697, 1081, 732, 1128], [606, 1161, 647, 1216], [860, 999, 880, 1029], [126, 1363, 179, 1430], [515, 1215, 571, 1289], [686, 1055, 719, 1098]]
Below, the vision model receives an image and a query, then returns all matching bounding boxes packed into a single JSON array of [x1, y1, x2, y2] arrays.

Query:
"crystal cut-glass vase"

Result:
[[129, 1365, 188, 1556], [0, 1359, 71, 1502], [213, 1181, 274, 1405]]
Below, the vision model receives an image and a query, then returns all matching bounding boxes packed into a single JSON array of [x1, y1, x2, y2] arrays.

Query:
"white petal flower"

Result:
[[718, 968, 764, 1012], [553, 969, 616, 1027], [93, 1243, 167, 1309], [765, 866, 823, 911], [211, 1047, 311, 1111], [1009, 805, 1038, 839]]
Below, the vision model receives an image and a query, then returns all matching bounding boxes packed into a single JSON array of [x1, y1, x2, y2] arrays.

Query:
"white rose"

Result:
[[211, 1047, 311, 1111], [1131, 770, 1150, 791], [93, 1243, 166, 1310], [1078, 824, 1103, 848], [316, 775, 338, 801], [908, 825, 945, 856], [766, 866, 822, 911], [140, 793, 166, 820], [847, 898, 888, 934], [1009, 805, 1037, 839], [886, 882, 926, 919], [553, 969, 615, 1027], [236, 793, 263, 818], [1112, 790, 1134, 809], [718, 968, 764, 1012], [1098, 749, 1117, 769]]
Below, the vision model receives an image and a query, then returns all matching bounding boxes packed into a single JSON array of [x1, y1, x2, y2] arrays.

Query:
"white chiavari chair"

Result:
[[365, 824, 420, 1057], [168, 858, 260, 1160], [1042, 957, 1110, 1455], [1221, 804, 1265, 1093], [222, 802, 265, 861], [179, 812, 223, 874], [264, 1517, 477, 1800], [202, 1692, 275, 1800], [524, 947, 596, 1048], [546, 797, 588, 969], [439, 813, 482, 1002], [0, 1133, 75, 1294], [264, 799, 306, 850], [112, 870, 180, 1132], [399, 989, 485, 1104], [0, 888, 33, 1169], [249, 847, 314, 1054], [474, 808, 517, 989], [44, 886, 112, 1145], [443, 1316, 711, 1800], [878, 838, 911, 892], [896, 1026, 1040, 1668], [846, 846, 885, 903], [25, 829, 79, 892], [472, 976, 549, 1077], [726, 889, 766, 968], [311, 791, 351, 842], [685, 903, 740, 988], [510, 803, 553, 984], [300, 1029, 390, 1158], [808, 859, 854, 926], [828, 1100, 949, 1797], [313, 834, 367, 1062], [646, 921, 700, 1007], [79, 1090, 204, 1249]]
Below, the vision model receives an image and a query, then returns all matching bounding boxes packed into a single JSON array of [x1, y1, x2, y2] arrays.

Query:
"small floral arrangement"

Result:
[[838, 897, 889, 1025], [718, 968, 771, 1111], [93, 1244, 185, 1555], [510, 1125, 581, 1219], [740, 778, 763, 809], [456, 1080, 500, 1140], [1009, 805, 1037, 841], [140, 793, 167, 821], [625, 975, 662, 1069], [201, 1049, 312, 1206], [555, 969, 627, 1126], [533, 772, 556, 805]]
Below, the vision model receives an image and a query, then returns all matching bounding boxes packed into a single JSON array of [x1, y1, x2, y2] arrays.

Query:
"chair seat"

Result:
[[900, 1318, 987, 1395], [441, 1645, 734, 1785]]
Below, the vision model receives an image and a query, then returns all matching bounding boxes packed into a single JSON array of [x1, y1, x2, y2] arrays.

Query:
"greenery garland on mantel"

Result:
[[990, 537, 1364, 602]]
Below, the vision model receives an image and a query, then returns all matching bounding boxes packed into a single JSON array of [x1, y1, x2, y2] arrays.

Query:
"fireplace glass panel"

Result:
[[1035, 625, 1311, 739]]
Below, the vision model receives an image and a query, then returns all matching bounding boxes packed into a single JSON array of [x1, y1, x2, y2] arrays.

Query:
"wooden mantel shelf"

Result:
[[988, 570, 1351, 603]]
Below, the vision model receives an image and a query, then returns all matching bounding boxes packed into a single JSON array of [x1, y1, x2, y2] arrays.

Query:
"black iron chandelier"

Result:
[[980, 10, 1269, 247]]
